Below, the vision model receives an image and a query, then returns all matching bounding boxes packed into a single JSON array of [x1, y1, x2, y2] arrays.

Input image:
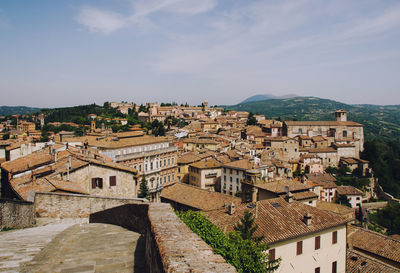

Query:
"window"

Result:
[[356, 197, 360, 200], [269, 249, 275, 261], [172, 158, 174, 165], [139, 164, 142, 172], [315, 267, 320, 273], [230, 169, 232, 174], [296, 241, 303, 255], [230, 177, 232, 182], [315, 236, 320, 250], [168, 158, 171, 165], [332, 261, 337, 273], [224, 175, 226, 181], [343, 130, 347, 138], [91, 178, 103, 189], [109, 176, 116, 187], [332, 231, 337, 244]]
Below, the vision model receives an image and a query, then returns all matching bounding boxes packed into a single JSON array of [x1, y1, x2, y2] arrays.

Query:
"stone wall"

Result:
[[0, 198, 35, 229], [34, 192, 148, 219], [89, 203, 237, 273]]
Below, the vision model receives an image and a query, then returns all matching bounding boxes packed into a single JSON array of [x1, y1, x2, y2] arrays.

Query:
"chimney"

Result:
[[228, 202, 236, 215], [285, 191, 293, 203], [304, 212, 312, 226]]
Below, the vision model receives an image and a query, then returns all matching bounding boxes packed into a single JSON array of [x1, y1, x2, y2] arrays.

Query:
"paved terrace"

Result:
[[20, 223, 145, 273], [0, 222, 76, 272]]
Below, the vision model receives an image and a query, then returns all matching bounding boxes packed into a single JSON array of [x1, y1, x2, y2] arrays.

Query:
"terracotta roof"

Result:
[[214, 154, 231, 164], [225, 150, 242, 159], [8, 175, 88, 201], [78, 135, 170, 149], [161, 183, 241, 211], [183, 138, 219, 145], [347, 250, 400, 273], [254, 180, 312, 194], [1, 150, 53, 174], [178, 152, 202, 164], [307, 147, 337, 153], [292, 191, 319, 201], [340, 157, 360, 165], [206, 197, 348, 245], [190, 158, 221, 169], [315, 201, 355, 219], [304, 173, 337, 188], [222, 159, 255, 171], [311, 136, 326, 142], [348, 226, 400, 264], [284, 120, 363, 127], [336, 185, 363, 196]]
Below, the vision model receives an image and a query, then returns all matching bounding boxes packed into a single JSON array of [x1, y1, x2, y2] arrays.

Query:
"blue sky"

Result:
[[1, 0, 400, 107]]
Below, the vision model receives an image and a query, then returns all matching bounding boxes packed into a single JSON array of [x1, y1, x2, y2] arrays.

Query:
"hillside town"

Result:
[[1, 101, 399, 273]]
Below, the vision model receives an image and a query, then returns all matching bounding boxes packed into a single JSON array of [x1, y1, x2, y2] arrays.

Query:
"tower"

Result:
[[90, 120, 96, 133], [334, 110, 347, 122]]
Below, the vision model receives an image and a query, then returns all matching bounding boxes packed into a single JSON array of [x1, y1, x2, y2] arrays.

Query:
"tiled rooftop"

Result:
[[206, 197, 348, 245], [161, 183, 241, 211], [348, 226, 400, 264]]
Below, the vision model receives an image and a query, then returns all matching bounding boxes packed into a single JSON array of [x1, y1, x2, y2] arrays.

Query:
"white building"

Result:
[[221, 159, 268, 195], [336, 186, 363, 208], [206, 197, 349, 273]]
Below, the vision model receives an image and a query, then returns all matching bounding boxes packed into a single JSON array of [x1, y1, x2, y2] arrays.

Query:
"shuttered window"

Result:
[[332, 261, 337, 273], [315, 236, 321, 250], [91, 178, 103, 189], [269, 249, 275, 261], [110, 176, 116, 186], [296, 241, 303, 255], [97, 178, 103, 188]]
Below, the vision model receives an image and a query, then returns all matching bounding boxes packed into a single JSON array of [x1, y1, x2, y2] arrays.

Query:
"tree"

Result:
[[177, 210, 280, 273], [234, 210, 265, 243], [370, 202, 400, 235], [247, 112, 257, 126], [138, 176, 149, 199], [336, 195, 351, 207]]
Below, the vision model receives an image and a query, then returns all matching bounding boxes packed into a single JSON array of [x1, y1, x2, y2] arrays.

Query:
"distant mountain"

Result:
[[226, 96, 400, 140], [0, 106, 41, 116], [240, 94, 299, 104]]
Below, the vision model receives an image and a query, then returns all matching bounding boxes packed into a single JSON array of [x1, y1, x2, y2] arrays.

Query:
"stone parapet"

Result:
[[0, 198, 35, 230], [90, 203, 237, 273], [34, 192, 148, 219]]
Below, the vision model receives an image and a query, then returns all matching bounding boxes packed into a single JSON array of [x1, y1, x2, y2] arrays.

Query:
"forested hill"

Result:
[[226, 97, 400, 140], [0, 106, 41, 116]]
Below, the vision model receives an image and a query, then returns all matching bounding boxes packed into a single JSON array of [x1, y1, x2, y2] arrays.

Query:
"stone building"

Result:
[[188, 158, 221, 191], [283, 110, 364, 156], [82, 135, 178, 202], [220, 159, 268, 196]]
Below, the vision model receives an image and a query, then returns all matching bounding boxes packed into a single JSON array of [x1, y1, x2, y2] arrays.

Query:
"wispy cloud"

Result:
[[150, 0, 400, 75], [76, 0, 218, 34], [76, 6, 129, 34]]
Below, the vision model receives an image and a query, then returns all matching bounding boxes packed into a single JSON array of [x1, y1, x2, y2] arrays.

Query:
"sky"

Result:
[[1, 0, 400, 107]]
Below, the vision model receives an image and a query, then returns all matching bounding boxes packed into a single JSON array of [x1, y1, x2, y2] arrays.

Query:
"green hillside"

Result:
[[226, 97, 400, 140], [0, 106, 41, 116]]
